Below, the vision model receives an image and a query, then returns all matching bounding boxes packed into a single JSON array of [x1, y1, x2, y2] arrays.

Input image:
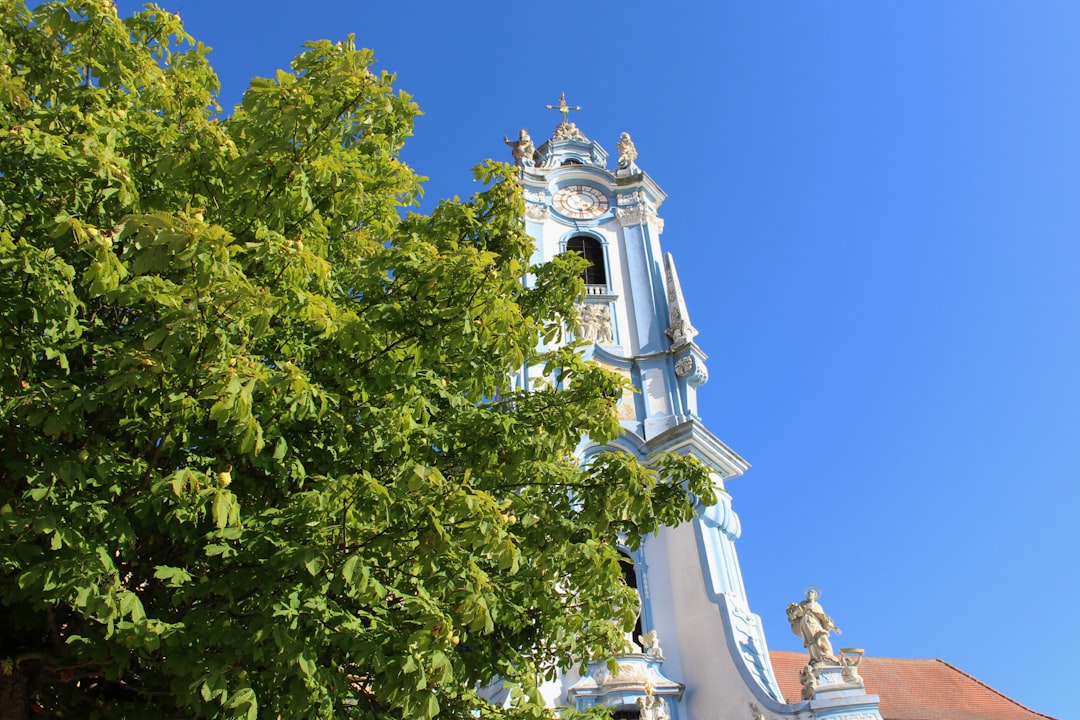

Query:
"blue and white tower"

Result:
[[505, 98, 884, 720]]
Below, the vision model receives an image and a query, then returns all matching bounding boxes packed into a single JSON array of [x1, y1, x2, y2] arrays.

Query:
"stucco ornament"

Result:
[[552, 121, 588, 142], [615, 204, 664, 232], [674, 356, 694, 377], [638, 630, 664, 661], [523, 204, 548, 221], [617, 132, 639, 169], [576, 303, 613, 344], [787, 586, 842, 665], [503, 128, 536, 167]]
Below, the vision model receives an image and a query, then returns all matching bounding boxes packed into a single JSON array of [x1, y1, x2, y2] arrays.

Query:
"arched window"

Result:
[[612, 709, 640, 720], [566, 236, 607, 289], [561, 158, 583, 166], [620, 553, 644, 641]]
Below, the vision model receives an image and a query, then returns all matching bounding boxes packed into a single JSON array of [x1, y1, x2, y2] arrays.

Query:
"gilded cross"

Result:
[[546, 92, 582, 123]]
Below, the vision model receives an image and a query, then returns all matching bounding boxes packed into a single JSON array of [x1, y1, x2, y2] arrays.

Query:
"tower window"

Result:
[[620, 553, 644, 641], [566, 236, 607, 288]]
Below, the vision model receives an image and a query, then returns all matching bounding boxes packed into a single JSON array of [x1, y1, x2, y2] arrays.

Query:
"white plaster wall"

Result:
[[642, 366, 672, 417], [658, 521, 768, 720]]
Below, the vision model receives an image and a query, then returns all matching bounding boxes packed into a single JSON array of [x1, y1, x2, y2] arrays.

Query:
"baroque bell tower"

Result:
[[502, 97, 884, 720]]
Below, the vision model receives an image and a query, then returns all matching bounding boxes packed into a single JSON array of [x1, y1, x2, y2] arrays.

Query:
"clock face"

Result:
[[553, 185, 610, 219]]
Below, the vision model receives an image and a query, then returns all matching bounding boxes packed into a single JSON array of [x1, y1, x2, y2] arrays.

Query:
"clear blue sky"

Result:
[[114, 2, 1080, 717]]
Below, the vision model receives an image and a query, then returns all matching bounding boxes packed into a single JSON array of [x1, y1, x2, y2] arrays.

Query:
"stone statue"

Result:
[[617, 132, 638, 169], [636, 685, 669, 720], [786, 587, 841, 665], [503, 128, 536, 167], [840, 648, 865, 686], [799, 664, 817, 700], [638, 630, 664, 661], [551, 122, 587, 142], [577, 304, 613, 344]]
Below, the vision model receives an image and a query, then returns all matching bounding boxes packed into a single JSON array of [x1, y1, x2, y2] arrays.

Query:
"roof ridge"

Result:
[[932, 658, 1059, 720]]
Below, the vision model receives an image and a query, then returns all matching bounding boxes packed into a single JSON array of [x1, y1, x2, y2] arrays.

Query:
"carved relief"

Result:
[[522, 190, 546, 204], [816, 669, 844, 686], [617, 191, 647, 206], [576, 303, 613, 344], [601, 662, 648, 686], [524, 204, 549, 221], [616, 205, 664, 232], [674, 356, 694, 378], [552, 121, 588, 142]]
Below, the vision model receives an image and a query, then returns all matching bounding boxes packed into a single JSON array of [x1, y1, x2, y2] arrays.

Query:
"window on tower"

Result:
[[620, 552, 644, 641], [565, 236, 607, 291]]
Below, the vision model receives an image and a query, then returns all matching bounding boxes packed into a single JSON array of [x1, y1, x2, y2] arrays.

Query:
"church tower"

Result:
[[504, 97, 885, 720]]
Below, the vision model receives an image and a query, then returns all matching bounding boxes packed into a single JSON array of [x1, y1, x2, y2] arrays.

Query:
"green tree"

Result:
[[0, 2, 713, 718]]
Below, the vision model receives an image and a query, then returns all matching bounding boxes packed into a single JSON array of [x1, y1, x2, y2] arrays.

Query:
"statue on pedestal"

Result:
[[786, 587, 841, 665], [638, 630, 664, 661], [503, 128, 536, 167], [636, 685, 669, 720], [617, 132, 638, 170]]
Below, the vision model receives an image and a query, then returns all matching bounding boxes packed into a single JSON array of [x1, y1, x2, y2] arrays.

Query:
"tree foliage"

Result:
[[0, 2, 714, 718]]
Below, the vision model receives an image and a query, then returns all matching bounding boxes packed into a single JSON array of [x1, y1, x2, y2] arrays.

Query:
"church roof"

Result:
[[769, 651, 1057, 720]]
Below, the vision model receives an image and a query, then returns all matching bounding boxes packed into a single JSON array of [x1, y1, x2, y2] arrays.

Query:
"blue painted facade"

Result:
[[511, 118, 883, 720]]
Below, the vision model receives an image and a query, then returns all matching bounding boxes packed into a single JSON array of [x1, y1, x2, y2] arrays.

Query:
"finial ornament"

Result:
[[664, 253, 698, 348], [546, 91, 582, 123], [786, 586, 842, 665]]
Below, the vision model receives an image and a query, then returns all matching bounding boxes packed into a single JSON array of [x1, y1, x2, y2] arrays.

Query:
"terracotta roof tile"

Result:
[[769, 651, 1057, 720]]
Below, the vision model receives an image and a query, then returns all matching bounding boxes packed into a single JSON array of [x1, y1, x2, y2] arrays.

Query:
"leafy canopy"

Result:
[[0, 2, 713, 718]]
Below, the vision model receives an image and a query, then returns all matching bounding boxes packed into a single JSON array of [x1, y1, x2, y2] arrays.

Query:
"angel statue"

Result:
[[637, 629, 664, 661]]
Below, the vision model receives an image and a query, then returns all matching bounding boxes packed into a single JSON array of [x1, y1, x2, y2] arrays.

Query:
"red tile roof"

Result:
[[769, 651, 1057, 720]]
